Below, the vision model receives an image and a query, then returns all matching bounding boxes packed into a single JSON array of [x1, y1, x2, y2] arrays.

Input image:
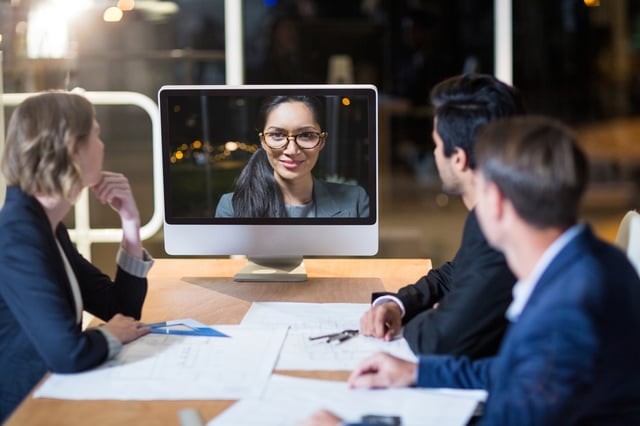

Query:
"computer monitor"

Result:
[[158, 84, 378, 281]]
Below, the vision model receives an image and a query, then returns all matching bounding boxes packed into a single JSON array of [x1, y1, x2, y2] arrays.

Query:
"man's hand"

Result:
[[297, 409, 342, 426], [360, 301, 403, 341], [102, 313, 149, 344], [348, 352, 417, 389]]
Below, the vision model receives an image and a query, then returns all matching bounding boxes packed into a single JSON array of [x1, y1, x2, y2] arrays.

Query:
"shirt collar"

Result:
[[506, 223, 585, 322]]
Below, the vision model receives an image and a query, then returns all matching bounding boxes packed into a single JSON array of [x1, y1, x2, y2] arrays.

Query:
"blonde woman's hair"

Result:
[[1, 91, 95, 200]]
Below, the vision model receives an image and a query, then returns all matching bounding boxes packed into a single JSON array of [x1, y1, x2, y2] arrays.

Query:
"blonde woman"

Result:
[[0, 91, 153, 421]]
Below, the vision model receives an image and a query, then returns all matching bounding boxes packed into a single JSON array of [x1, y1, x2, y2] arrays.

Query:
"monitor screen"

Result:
[[158, 84, 378, 280]]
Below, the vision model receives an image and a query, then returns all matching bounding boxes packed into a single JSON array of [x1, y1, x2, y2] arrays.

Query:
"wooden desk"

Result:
[[6, 258, 430, 426]]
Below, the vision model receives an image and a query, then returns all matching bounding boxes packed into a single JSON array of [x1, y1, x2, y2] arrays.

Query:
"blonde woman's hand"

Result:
[[91, 171, 140, 224], [102, 313, 150, 344], [91, 171, 143, 258]]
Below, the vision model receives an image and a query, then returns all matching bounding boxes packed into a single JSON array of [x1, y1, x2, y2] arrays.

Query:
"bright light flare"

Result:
[[26, 0, 93, 58], [225, 141, 239, 152], [103, 6, 124, 22]]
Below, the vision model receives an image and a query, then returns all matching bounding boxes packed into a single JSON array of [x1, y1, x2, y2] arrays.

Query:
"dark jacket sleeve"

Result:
[[371, 255, 454, 319], [56, 225, 147, 321], [375, 210, 516, 359], [416, 354, 493, 389]]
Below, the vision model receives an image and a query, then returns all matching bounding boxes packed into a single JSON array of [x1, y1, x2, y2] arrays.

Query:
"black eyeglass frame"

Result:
[[259, 131, 327, 150]]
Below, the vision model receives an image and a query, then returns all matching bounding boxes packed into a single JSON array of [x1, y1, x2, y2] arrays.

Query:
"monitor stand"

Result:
[[233, 256, 307, 282]]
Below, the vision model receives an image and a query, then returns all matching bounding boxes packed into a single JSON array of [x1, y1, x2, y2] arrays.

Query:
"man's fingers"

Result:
[[383, 326, 396, 341], [349, 372, 379, 389], [359, 310, 374, 336], [373, 308, 389, 338]]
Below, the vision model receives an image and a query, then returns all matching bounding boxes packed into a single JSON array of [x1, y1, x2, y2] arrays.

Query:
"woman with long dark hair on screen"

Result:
[[215, 95, 369, 218]]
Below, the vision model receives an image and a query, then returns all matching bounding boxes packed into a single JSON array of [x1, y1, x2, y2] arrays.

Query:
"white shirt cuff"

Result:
[[372, 295, 406, 317]]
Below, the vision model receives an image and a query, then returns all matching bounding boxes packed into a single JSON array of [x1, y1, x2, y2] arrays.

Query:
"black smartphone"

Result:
[[361, 414, 402, 425]]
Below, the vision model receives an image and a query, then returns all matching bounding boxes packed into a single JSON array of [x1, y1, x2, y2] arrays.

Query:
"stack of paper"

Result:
[[34, 325, 287, 400], [209, 374, 486, 426]]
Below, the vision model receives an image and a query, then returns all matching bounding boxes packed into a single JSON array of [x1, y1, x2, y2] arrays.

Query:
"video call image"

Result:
[[162, 91, 375, 223]]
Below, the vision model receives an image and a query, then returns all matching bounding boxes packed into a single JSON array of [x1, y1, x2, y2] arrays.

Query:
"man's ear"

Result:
[[452, 147, 470, 172], [481, 179, 503, 220], [488, 181, 510, 223]]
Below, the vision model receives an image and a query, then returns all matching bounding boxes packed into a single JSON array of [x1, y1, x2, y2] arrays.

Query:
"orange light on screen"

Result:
[[341, 97, 351, 106], [117, 0, 135, 11], [584, 0, 600, 6]]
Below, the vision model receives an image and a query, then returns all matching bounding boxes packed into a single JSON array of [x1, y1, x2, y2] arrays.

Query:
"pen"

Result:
[[309, 329, 359, 343]]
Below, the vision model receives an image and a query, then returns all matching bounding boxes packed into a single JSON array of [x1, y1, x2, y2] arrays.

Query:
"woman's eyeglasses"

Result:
[[260, 131, 326, 150]]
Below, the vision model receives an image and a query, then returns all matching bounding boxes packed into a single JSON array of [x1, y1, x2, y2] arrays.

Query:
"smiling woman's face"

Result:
[[261, 101, 325, 184]]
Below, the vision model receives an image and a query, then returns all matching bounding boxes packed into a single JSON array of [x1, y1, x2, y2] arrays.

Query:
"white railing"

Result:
[[1, 91, 164, 260], [494, 0, 513, 85]]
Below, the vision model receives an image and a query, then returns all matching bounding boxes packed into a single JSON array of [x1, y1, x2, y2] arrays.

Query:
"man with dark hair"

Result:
[[361, 73, 524, 358], [301, 116, 640, 426]]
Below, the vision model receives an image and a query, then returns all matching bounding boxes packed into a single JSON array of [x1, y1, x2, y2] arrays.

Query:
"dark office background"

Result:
[[1, 0, 638, 270]]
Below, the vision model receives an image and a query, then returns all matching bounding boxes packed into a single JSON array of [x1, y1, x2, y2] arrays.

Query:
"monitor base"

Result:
[[233, 256, 307, 282]]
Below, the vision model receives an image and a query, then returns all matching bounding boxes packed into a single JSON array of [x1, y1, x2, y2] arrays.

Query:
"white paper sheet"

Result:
[[241, 302, 417, 370], [34, 325, 287, 400], [208, 374, 483, 426]]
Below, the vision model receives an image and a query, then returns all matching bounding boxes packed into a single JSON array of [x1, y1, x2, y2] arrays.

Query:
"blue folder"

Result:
[[143, 318, 229, 337]]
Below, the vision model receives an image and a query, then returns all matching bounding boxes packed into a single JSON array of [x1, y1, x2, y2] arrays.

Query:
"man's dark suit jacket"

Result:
[[416, 225, 640, 425], [0, 187, 147, 421], [373, 210, 516, 358]]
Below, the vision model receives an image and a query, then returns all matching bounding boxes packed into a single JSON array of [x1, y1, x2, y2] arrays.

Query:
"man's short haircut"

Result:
[[475, 116, 589, 229], [430, 73, 524, 169]]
